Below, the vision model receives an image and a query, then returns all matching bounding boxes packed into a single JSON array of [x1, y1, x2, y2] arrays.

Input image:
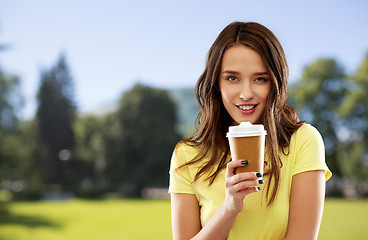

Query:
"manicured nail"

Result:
[[241, 160, 248, 165], [258, 180, 264, 184], [257, 187, 261, 191], [256, 173, 262, 177]]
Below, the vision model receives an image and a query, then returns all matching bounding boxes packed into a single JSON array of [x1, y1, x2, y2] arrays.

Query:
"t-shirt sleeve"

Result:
[[168, 144, 195, 194], [292, 124, 332, 181]]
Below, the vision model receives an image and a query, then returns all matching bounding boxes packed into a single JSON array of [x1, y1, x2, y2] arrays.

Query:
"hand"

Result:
[[224, 160, 263, 214]]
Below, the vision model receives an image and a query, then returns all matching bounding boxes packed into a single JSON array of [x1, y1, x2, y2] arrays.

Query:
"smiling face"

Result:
[[219, 45, 271, 125]]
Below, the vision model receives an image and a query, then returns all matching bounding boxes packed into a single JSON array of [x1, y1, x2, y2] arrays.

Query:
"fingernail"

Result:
[[256, 173, 262, 177], [241, 160, 248, 165], [258, 180, 264, 184], [257, 187, 261, 191]]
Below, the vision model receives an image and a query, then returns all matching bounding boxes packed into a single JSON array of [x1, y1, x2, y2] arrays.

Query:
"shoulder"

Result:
[[174, 141, 201, 156], [288, 123, 325, 162], [172, 141, 201, 165], [288, 124, 332, 180], [292, 124, 323, 146], [289, 123, 325, 160], [294, 123, 320, 135]]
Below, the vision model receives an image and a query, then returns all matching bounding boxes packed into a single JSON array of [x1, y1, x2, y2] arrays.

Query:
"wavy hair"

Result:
[[179, 21, 304, 205]]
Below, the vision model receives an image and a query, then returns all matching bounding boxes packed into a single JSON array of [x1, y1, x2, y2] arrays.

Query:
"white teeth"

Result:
[[238, 105, 255, 110]]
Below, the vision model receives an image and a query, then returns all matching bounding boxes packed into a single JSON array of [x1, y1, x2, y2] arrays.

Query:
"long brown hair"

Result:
[[179, 21, 304, 205]]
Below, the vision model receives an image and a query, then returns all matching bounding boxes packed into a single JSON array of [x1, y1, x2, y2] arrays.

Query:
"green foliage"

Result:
[[337, 141, 368, 190], [75, 115, 104, 164], [0, 67, 25, 186], [339, 52, 368, 128], [290, 58, 346, 176], [0, 63, 41, 194], [0, 69, 22, 131], [104, 83, 181, 194], [100, 112, 125, 189], [37, 54, 75, 150], [290, 55, 368, 194], [35, 53, 78, 190], [2, 35, 368, 199], [15, 120, 44, 191], [74, 114, 106, 191], [337, 53, 368, 190]]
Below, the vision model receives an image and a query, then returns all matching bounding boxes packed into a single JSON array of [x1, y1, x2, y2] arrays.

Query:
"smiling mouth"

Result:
[[237, 104, 257, 110]]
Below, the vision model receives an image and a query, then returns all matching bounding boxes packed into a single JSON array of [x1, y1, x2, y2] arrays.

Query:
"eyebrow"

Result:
[[255, 72, 269, 76], [221, 70, 238, 75], [221, 70, 269, 76]]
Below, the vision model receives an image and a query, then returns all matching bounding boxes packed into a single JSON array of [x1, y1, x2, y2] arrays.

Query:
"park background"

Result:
[[0, 0, 368, 239]]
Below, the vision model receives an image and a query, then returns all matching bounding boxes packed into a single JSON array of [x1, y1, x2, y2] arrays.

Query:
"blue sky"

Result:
[[0, 0, 367, 119]]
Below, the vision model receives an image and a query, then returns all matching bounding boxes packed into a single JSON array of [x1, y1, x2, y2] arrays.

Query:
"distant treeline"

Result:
[[0, 51, 367, 200]]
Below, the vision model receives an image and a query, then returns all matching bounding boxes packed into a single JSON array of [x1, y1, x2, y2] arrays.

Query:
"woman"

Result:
[[169, 21, 332, 240]]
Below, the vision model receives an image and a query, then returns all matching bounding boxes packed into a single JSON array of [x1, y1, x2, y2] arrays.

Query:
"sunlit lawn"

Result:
[[0, 199, 171, 240], [0, 198, 367, 239], [319, 198, 368, 239]]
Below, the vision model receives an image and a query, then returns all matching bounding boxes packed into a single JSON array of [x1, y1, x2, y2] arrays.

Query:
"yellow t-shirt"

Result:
[[169, 124, 332, 239]]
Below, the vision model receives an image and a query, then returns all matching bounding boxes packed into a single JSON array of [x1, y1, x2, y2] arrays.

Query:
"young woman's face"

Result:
[[219, 45, 271, 125]]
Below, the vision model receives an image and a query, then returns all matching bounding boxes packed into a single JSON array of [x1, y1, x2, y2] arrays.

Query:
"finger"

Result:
[[230, 179, 262, 193], [226, 172, 261, 189], [237, 186, 261, 196], [226, 160, 248, 178], [229, 186, 261, 202]]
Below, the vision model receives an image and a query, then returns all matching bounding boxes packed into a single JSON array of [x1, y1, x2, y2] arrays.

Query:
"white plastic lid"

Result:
[[226, 122, 267, 137]]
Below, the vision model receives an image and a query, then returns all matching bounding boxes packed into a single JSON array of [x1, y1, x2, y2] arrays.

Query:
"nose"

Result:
[[239, 81, 254, 100]]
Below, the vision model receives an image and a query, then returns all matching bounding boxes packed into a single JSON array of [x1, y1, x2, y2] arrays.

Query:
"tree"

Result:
[[0, 69, 22, 132], [105, 83, 181, 195], [74, 114, 106, 192], [290, 58, 346, 177], [101, 111, 124, 189], [338, 52, 368, 194], [339, 52, 368, 136], [35, 53, 77, 191], [0, 67, 24, 182], [0, 39, 35, 199]]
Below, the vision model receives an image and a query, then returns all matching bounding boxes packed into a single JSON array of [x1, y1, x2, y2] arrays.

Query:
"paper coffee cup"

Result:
[[227, 122, 267, 174]]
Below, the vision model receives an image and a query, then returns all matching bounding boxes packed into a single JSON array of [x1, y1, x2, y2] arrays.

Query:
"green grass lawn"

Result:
[[319, 198, 368, 239], [0, 199, 172, 240], [0, 198, 367, 239]]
